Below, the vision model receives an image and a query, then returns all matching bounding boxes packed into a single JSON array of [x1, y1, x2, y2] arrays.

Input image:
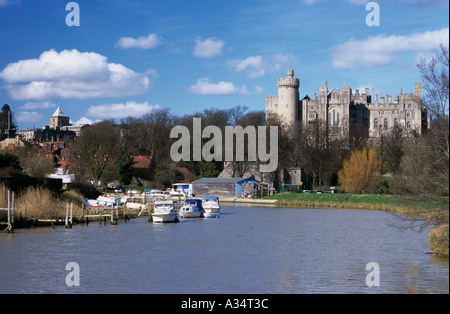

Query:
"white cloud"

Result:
[[86, 101, 162, 119], [227, 56, 263, 73], [71, 117, 101, 126], [193, 37, 225, 58], [226, 54, 297, 78], [0, 49, 150, 100], [331, 27, 449, 69], [19, 101, 56, 110], [0, 0, 11, 8], [188, 78, 249, 96], [255, 86, 266, 95], [116, 34, 163, 50], [15, 111, 44, 123]]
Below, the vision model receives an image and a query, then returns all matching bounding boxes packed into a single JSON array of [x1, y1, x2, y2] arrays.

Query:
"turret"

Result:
[[277, 70, 300, 128]]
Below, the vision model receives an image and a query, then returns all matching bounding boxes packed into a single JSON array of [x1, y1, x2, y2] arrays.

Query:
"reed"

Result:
[[1, 184, 83, 221]]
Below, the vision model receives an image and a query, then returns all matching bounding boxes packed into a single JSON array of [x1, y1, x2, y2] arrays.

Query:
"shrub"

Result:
[[338, 147, 381, 194]]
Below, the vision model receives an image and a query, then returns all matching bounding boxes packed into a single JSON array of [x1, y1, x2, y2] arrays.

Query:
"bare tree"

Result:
[[417, 44, 449, 125], [377, 126, 405, 175], [70, 121, 120, 184]]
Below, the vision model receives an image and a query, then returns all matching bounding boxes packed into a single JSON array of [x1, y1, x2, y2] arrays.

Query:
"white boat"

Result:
[[202, 196, 221, 218], [178, 199, 204, 218], [152, 201, 178, 223]]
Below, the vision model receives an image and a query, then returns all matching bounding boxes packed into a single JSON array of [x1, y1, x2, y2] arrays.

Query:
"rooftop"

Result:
[[51, 106, 68, 118]]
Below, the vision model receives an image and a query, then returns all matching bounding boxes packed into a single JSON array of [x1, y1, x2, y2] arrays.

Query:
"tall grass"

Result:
[[1, 184, 83, 222]]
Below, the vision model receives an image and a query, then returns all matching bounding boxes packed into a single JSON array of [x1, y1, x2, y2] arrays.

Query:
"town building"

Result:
[[16, 105, 86, 143]]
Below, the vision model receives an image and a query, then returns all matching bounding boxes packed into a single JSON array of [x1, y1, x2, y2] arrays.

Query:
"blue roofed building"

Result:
[[192, 177, 260, 198]]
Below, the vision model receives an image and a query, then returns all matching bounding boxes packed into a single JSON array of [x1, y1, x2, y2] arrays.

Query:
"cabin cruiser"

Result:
[[151, 200, 178, 223], [178, 199, 204, 218], [202, 196, 221, 218]]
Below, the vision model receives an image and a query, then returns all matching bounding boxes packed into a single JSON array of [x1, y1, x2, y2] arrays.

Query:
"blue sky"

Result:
[[0, 0, 448, 129]]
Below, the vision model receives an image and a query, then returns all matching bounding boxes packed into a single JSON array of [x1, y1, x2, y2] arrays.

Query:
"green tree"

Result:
[[0, 151, 21, 177], [0, 104, 16, 133], [116, 153, 135, 186]]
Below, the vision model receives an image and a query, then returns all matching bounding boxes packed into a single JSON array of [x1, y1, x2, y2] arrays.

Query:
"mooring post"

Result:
[[11, 191, 14, 233], [70, 203, 73, 228], [65, 203, 69, 229]]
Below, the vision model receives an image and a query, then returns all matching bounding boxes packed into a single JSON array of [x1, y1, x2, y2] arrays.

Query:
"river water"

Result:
[[0, 206, 448, 294]]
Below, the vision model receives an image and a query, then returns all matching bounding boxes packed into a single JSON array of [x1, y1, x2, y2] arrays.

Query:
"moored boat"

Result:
[[151, 200, 178, 223], [178, 199, 204, 218], [202, 196, 221, 218]]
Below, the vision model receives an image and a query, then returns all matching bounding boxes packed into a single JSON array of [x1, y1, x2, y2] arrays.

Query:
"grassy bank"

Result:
[[266, 192, 449, 257]]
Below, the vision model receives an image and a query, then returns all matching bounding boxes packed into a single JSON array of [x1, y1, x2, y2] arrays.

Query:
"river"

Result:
[[0, 206, 448, 294]]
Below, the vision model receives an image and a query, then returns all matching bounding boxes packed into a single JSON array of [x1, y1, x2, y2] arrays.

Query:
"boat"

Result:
[[178, 199, 204, 218], [151, 200, 178, 223], [202, 196, 221, 218], [84, 197, 119, 210]]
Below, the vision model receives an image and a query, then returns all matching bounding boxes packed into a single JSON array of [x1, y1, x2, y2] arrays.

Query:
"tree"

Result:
[[377, 126, 405, 175], [70, 121, 119, 184], [0, 104, 16, 134], [293, 120, 348, 188], [417, 44, 449, 125], [338, 147, 381, 194], [0, 151, 21, 177], [115, 153, 135, 186], [21, 156, 55, 180]]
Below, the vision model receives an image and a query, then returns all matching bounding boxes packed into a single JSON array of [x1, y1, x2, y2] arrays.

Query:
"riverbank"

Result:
[[266, 192, 449, 257]]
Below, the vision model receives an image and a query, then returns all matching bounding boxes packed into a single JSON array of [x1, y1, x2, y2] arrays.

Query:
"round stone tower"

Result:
[[277, 70, 300, 128]]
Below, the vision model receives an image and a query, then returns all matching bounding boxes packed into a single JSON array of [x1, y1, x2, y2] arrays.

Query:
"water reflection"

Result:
[[0, 207, 448, 294]]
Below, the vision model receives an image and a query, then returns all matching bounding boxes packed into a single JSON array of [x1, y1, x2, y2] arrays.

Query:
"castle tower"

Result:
[[415, 82, 422, 98], [277, 70, 300, 128], [50, 105, 70, 129]]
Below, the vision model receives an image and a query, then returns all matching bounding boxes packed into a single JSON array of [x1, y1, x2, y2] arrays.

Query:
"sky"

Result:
[[0, 0, 448, 130]]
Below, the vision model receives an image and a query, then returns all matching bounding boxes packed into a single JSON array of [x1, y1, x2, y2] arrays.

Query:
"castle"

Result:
[[266, 70, 429, 139]]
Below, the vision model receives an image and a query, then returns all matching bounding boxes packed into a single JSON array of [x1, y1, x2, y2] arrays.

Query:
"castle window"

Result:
[[374, 119, 379, 128], [408, 103, 412, 109], [384, 119, 389, 128], [406, 111, 412, 118], [394, 119, 399, 128], [407, 122, 412, 129]]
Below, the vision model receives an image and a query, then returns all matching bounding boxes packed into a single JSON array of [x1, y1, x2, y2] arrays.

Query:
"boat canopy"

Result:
[[204, 196, 219, 201], [184, 199, 202, 205]]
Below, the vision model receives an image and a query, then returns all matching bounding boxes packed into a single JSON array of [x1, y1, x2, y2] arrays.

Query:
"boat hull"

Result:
[[203, 211, 220, 218], [152, 213, 178, 223], [178, 211, 203, 218]]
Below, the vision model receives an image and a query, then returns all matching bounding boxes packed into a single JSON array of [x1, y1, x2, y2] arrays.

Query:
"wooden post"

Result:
[[148, 201, 153, 222], [70, 203, 73, 227], [11, 191, 14, 233], [7, 190, 14, 233], [7, 190, 10, 230], [65, 203, 72, 229]]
